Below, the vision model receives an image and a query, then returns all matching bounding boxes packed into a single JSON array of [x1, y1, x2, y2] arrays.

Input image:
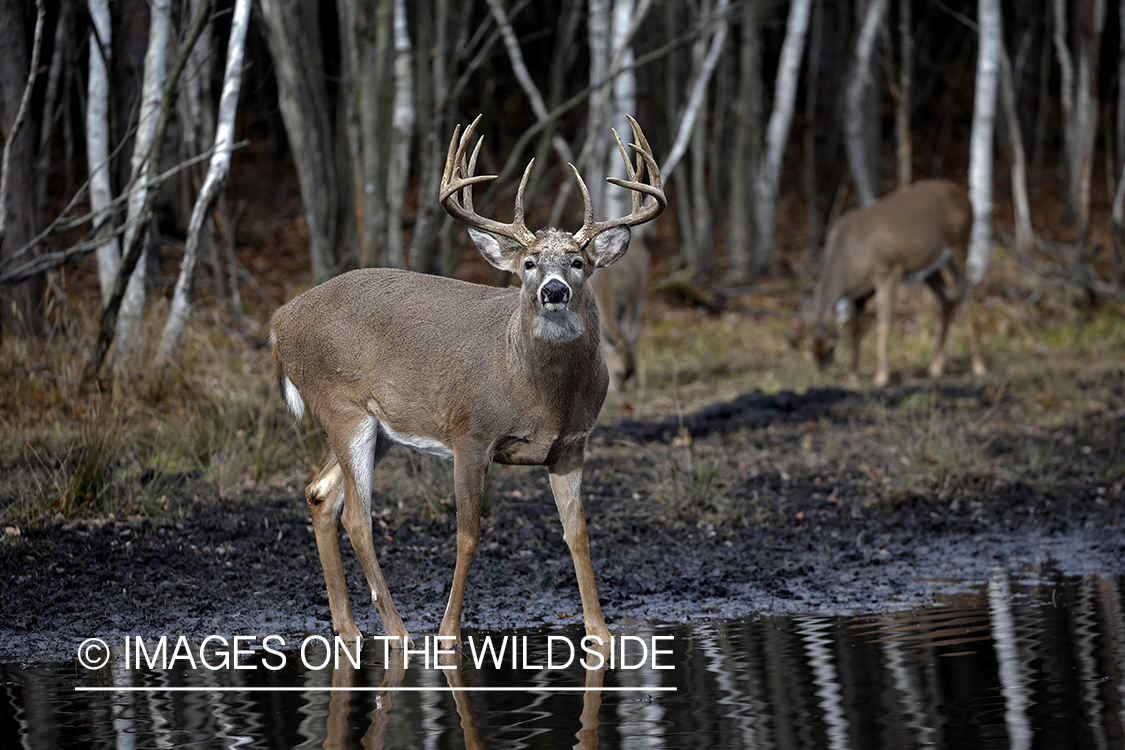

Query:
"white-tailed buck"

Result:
[[590, 238, 649, 392], [270, 116, 665, 646], [806, 179, 985, 387]]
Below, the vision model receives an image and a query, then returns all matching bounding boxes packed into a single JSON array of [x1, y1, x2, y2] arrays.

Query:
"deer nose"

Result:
[[540, 279, 571, 305]]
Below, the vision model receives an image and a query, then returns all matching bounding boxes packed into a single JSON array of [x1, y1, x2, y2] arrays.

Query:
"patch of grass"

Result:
[[0, 293, 307, 526]]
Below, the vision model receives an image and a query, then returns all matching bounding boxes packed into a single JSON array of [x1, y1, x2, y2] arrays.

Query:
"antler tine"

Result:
[[439, 116, 536, 246], [572, 116, 667, 248], [610, 126, 642, 215]]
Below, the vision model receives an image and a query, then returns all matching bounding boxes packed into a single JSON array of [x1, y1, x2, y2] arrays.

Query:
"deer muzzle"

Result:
[[539, 278, 572, 307]]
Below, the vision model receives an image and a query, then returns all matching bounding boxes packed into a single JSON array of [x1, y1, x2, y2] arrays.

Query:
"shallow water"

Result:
[[2, 569, 1123, 749]]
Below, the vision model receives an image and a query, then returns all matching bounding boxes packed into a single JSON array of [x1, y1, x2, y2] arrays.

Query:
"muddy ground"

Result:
[[2, 378, 1123, 664]]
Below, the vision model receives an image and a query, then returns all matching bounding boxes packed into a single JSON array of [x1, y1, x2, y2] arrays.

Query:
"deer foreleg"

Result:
[[873, 274, 900, 387], [549, 447, 611, 646], [439, 446, 488, 645]]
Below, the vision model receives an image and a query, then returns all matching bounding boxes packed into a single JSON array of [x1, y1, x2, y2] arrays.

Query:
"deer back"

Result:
[[814, 179, 971, 313], [271, 266, 609, 464]]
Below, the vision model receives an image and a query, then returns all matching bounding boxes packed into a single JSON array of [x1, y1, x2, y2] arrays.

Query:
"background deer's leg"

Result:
[[549, 446, 611, 645], [305, 454, 361, 643], [873, 274, 900, 387], [439, 445, 488, 644], [338, 422, 411, 644], [848, 296, 868, 385], [948, 259, 987, 377], [925, 269, 956, 378]]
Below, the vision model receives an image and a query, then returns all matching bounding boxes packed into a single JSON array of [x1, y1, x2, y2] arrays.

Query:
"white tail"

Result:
[[590, 237, 649, 392], [806, 179, 986, 387], [270, 116, 665, 646]]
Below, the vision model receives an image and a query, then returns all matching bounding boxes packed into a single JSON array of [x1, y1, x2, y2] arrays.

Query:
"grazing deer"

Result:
[[806, 179, 986, 387], [269, 116, 665, 647], [590, 237, 649, 392]]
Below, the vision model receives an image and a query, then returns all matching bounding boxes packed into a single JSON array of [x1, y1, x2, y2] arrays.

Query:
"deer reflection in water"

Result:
[[321, 641, 610, 750]]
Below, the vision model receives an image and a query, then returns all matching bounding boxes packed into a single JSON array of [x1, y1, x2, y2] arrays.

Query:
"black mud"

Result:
[[2, 385, 1123, 664]]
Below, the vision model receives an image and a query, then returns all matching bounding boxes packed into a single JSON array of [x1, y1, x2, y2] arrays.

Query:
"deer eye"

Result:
[[571, 259, 584, 270], [524, 260, 536, 270]]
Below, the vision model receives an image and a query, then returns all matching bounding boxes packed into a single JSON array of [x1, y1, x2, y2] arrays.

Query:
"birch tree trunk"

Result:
[[752, 0, 811, 276], [844, 0, 889, 206], [895, 0, 914, 188], [661, 0, 730, 179], [1052, 0, 1105, 261], [0, 0, 45, 336], [407, 0, 449, 274], [86, 0, 119, 305], [1114, 0, 1125, 283], [155, 0, 251, 366], [114, 0, 172, 364], [1074, 0, 1105, 276], [586, 0, 611, 215], [967, 0, 1001, 285], [725, 0, 762, 285], [604, 0, 638, 222], [384, 0, 414, 268], [258, 0, 346, 283], [85, 0, 212, 380], [999, 47, 1033, 260], [339, 0, 393, 269]]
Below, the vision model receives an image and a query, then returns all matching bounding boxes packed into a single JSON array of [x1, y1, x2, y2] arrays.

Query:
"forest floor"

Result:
[[2, 242, 1124, 663]]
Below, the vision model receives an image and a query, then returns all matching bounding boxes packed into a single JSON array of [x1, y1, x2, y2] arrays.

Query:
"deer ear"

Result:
[[588, 225, 631, 268], [468, 228, 525, 273]]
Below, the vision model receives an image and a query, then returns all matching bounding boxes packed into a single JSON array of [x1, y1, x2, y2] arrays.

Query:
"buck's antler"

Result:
[[439, 115, 537, 247], [572, 116, 667, 249]]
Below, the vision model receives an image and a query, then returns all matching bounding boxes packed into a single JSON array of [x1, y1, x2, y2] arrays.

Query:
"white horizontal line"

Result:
[[75, 686, 676, 693]]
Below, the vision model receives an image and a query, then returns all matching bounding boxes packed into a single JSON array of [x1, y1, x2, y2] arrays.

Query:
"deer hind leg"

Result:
[[873, 273, 900, 388], [549, 446, 610, 646], [946, 258, 987, 377], [924, 269, 956, 378], [438, 445, 489, 645], [305, 453, 361, 644], [847, 295, 869, 387], [338, 419, 411, 644]]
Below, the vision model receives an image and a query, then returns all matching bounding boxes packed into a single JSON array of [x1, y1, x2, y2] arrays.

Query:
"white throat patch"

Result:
[[533, 309, 583, 342]]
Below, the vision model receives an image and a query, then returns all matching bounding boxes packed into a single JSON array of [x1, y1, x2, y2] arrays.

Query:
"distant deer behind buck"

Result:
[[805, 179, 986, 387], [591, 237, 649, 392], [269, 117, 665, 647]]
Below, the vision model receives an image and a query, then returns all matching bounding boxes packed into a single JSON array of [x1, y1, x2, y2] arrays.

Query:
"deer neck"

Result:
[[812, 240, 859, 319], [509, 291, 605, 395]]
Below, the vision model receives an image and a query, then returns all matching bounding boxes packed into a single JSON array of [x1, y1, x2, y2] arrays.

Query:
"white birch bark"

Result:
[[385, 0, 413, 268], [86, 0, 119, 305], [661, 0, 731, 180], [725, 0, 762, 284], [751, 0, 811, 274], [485, 0, 574, 167], [1052, 0, 1077, 214], [895, 0, 914, 188], [844, 0, 889, 206], [967, 0, 1001, 285], [586, 0, 611, 215], [999, 47, 1033, 259], [155, 0, 251, 365], [604, 0, 638, 221], [115, 0, 172, 361]]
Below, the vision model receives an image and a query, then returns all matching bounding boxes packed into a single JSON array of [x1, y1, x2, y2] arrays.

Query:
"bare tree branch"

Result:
[[155, 0, 251, 365], [0, 0, 45, 250], [85, 0, 215, 381]]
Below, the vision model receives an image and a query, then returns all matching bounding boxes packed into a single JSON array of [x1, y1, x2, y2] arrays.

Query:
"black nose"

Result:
[[541, 279, 571, 305]]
